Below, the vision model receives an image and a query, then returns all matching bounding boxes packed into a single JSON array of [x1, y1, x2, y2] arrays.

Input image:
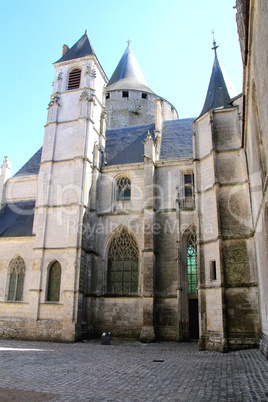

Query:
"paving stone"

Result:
[[0, 340, 268, 401]]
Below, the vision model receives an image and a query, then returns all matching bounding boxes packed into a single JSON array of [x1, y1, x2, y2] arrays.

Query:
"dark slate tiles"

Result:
[[55, 33, 95, 63], [199, 53, 231, 117], [14, 148, 42, 177], [105, 118, 194, 165], [0, 200, 35, 237], [160, 118, 194, 160], [105, 123, 155, 165]]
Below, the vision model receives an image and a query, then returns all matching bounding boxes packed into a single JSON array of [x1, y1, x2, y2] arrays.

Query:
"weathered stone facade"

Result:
[[195, 102, 259, 352], [0, 4, 267, 357], [236, 0, 268, 358]]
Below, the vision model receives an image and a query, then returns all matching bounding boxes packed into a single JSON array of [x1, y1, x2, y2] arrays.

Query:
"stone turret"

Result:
[[199, 39, 231, 116], [194, 40, 259, 352], [105, 42, 177, 129]]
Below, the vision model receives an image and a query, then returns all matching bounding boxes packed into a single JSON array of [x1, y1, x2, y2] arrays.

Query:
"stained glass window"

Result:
[[116, 177, 131, 202], [187, 230, 197, 294], [7, 256, 25, 301], [107, 229, 138, 295], [47, 261, 61, 302]]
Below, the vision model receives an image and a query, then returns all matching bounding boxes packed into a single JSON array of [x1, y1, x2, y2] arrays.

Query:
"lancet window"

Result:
[[47, 261, 61, 302], [116, 177, 131, 202], [107, 229, 139, 295], [187, 230, 198, 294], [7, 256, 25, 301]]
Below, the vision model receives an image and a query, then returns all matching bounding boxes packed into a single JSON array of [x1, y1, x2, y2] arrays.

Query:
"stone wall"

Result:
[[82, 157, 196, 341], [195, 104, 260, 351], [106, 90, 177, 129], [236, 0, 268, 357]]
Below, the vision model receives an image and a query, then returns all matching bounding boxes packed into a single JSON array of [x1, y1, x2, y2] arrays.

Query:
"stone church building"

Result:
[[0, 0, 267, 357]]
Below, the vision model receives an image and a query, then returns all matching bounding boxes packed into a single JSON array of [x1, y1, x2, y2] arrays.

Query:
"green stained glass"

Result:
[[187, 232, 198, 294]]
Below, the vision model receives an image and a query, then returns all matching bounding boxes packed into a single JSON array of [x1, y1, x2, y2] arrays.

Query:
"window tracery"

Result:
[[7, 256, 25, 301], [107, 229, 138, 295], [187, 230, 197, 294], [116, 177, 131, 202]]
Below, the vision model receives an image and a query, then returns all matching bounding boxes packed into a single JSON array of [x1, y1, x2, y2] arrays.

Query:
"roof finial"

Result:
[[212, 30, 218, 56], [85, 29, 87, 35], [127, 39, 131, 47]]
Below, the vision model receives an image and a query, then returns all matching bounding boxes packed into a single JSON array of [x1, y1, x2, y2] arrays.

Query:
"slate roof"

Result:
[[160, 119, 194, 159], [14, 148, 42, 177], [105, 118, 194, 165], [55, 32, 95, 63], [200, 49, 231, 117], [11, 118, 194, 175], [105, 124, 154, 165], [106, 44, 154, 93], [0, 200, 35, 237]]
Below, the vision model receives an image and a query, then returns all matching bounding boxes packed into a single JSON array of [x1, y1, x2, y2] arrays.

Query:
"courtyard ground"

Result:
[[0, 339, 268, 401]]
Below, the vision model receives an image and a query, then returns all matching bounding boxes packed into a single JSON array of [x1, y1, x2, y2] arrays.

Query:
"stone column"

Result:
[[140, 133, 156, 342]]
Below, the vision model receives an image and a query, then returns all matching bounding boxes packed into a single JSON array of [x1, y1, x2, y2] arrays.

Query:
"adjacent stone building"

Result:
[[235, 0, 268, 358], [0, 1, 267, 357]]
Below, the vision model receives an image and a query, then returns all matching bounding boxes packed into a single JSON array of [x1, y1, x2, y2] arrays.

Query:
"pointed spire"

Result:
[[55, 31, 95, 63], [199, 35, 231, 116], [106, 42, 154, 93]]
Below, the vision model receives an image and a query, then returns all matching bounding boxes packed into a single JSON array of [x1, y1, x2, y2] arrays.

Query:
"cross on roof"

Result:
[[212, 30, 219, 55]]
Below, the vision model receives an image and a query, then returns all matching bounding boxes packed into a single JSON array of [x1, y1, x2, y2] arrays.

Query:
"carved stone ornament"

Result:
[[143, 130, 153, 144], [79, 89, 93, 102], [47, 92, 60, 109], [100, 108, 107, 119], [57, 71, 63, 81], [86, 65, 97, 78]]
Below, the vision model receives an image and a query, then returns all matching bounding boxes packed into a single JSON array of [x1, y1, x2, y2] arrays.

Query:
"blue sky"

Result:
[[1, 0, 242, 175]]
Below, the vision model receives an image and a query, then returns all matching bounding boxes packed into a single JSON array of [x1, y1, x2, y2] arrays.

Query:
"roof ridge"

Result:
[[55, 32, 95, 63]]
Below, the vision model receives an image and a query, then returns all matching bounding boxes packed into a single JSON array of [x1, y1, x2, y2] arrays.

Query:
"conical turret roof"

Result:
[[200, 41, 231, 116], [55, 31, 95, 63], [106, 42, 154, 93]]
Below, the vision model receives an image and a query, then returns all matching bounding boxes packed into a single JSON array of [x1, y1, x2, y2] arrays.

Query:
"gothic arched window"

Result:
[[107, 229, 139, 295], [47, 261, 61, 302], [67, 68, 81, 90], [7, 256, 25, 301], [116, 177, 131, 202], [187, 230, 197, 294]]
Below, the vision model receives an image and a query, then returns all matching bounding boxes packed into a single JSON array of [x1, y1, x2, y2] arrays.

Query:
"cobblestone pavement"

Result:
[[0, 339, 268, 401]]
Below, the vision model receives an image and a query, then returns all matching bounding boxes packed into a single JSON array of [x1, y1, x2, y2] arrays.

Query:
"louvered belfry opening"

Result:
[[67, 68, 81, 90]]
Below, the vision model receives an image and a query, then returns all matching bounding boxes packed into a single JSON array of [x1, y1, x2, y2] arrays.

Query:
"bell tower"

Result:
[[32, 32, 108, 341]]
